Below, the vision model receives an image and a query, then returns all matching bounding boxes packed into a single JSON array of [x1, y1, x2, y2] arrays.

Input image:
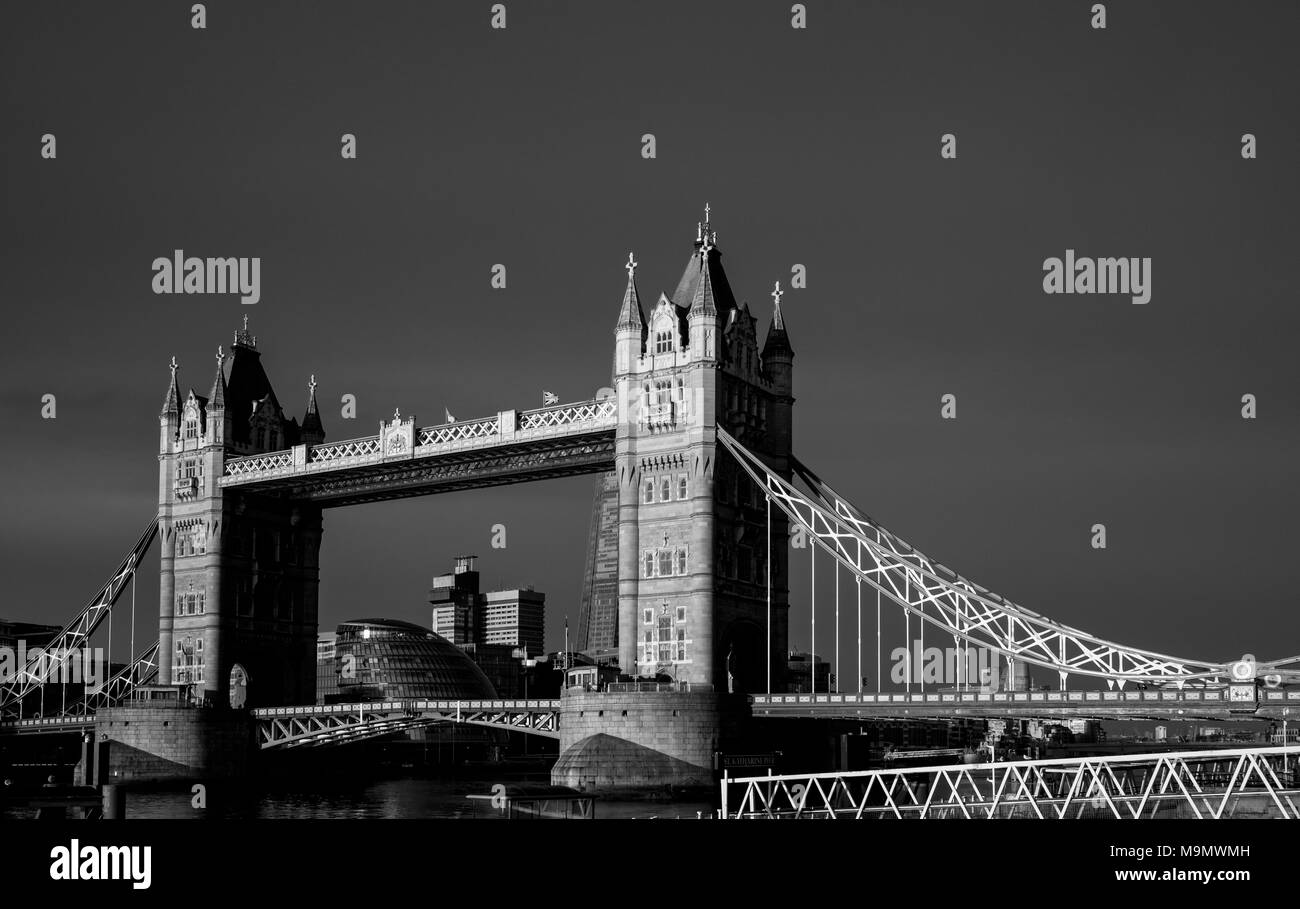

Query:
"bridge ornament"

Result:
[[381, 411, 415, 459]]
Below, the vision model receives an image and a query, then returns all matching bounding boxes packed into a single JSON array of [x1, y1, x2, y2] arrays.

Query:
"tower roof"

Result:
[[208, 346, 227, 409], [762, 281, 794, 359], [301, 374, 325, 441], [615, 252, 647, 334], [688, 235, 720, 316], [672, 213, 737, 316], [225, 320, 280, 444], [160, 357, 181, 417]]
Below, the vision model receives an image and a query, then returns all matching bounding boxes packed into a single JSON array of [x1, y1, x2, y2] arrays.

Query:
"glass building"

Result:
[[331, 618, 497, 702]]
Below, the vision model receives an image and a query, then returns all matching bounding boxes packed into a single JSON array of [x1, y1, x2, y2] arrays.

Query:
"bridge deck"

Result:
[[219, 400, 616, 505], [754, 689, 1300, 720]]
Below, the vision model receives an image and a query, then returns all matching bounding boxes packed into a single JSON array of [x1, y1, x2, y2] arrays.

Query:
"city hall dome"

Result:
[[334, 618, 497, 700]]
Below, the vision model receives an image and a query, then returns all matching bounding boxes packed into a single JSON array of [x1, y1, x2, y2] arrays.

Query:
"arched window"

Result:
[[653, 313, 676, 355], [657, 611, 673, 662]]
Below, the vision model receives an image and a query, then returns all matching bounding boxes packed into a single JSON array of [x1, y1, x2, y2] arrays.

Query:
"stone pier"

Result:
[[94, 687, 252, 783], [551, 688, 743, 792]]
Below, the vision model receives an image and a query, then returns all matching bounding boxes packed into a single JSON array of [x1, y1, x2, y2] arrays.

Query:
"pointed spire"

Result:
[[300, 373, 325, 444], [616, 251, 647, 333], [208, 346, 227, 409], [690, 240, 717, 317], [762, 280, 793, 358], [160, 356, 181, 416]]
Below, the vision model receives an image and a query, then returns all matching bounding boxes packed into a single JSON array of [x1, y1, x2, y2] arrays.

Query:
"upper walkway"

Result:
[[219, 398, 617, 505]]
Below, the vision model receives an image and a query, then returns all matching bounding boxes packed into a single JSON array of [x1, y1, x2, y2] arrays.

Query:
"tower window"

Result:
[[643, 608, 653, 625], [642, 478, 655, 505], [657, 549, 674, 576], [660, 477, 671, 502], [655, 330, 674, 355], [675, 546, 688, 576], [184, 419, 198, 440], [643, 551, 655, 578], [677, 473, 688, 500], [738, 546, 753, 582]]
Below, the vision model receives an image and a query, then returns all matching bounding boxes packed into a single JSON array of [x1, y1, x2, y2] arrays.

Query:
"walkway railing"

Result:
[[753, 689, 1300, 709], [223, 398, 617, 485], [720, 746, 1300, 820]]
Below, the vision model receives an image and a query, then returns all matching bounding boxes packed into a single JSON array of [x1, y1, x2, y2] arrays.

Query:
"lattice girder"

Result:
[[717, 428, 1252, 686]]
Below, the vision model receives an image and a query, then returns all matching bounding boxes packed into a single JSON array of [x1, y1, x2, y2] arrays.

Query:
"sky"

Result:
[[2, 1, 1298, 683]]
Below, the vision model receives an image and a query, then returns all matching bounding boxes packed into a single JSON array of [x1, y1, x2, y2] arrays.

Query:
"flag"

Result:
[[444, 408, 456, 423], [543, 390, 559, 406]]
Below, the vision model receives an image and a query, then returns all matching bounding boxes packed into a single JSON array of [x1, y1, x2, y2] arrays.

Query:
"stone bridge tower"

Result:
[[597, 211, 795, 693], [157, 320, 325, 707]]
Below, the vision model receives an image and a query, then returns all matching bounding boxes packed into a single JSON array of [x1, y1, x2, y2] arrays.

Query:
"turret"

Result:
[[160, 356, 181, 453], [614, 252, 647, 378], [687, 234, 720, 360], [300, 375, 326, 446], [761, 280, 794, 394], [207, 346, 231, 447]]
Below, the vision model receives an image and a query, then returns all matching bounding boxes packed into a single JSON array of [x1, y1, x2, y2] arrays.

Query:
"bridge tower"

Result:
[[157, 321, 324, 707], [599, 213, 794, 693]]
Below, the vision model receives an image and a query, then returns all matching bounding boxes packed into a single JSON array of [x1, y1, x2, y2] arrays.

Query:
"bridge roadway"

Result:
[[753, 688, 1300, 721], [5, 687, 1297, 740]]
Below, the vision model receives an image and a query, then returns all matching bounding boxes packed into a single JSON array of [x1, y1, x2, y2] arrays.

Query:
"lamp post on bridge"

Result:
[[512, 647, 537, 755]]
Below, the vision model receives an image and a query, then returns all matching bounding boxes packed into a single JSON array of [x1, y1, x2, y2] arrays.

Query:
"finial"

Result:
[[625, 252, 637, 279], [243, 314, 249, 331], [215, 345, 225, 369], [169, 356, 178, 377], [308, 374, 317, 395], [393, 407, 401, 422], [772, 281, 783, 307], [696, 222, 703, 242], [704, 202, 711, 226], [700, 230, 714, 257]]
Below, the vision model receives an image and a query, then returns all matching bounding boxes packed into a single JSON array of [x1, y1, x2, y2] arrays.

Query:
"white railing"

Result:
[[309, 437, 382, 462], [225, 451, 294, 475], [223, 398, 617, 483], [418, 417, 499, 446], [519, 399, 616, 431], [721, 746, 1300, 820]]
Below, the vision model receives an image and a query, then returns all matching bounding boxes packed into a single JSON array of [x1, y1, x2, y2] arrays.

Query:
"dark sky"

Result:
[[2, 1, 1298, 683]]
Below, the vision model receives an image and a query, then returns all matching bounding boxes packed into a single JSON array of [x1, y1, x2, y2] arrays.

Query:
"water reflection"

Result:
[[122, 778, 712, 820]]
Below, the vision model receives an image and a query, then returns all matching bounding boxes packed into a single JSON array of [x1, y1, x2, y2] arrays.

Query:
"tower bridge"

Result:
[[2, 209, 1298, 793]]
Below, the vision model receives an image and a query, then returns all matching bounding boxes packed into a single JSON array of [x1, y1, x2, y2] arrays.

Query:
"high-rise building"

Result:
[[427, 557, 547, 658], [481, 588, 545, 655], [429, 556, 481, 644]]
